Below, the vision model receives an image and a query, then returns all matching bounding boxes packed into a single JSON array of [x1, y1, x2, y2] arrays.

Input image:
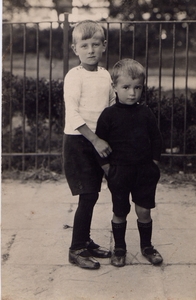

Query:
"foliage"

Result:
[[140, 87, 196, 154], [2, 72, 196, 172], [108, 0, 196, 21], [2, 72, 64, 172]]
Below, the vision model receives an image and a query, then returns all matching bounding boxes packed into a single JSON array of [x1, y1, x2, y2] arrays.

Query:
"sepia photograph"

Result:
[[1, 0, 196, 299]]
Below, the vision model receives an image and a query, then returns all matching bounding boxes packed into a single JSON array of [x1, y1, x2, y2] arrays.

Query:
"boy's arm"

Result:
[[64, 70, 86, 130], [94, 109, 111, 167], [77, 124, 112, 158], [147, 108, 162, 162]]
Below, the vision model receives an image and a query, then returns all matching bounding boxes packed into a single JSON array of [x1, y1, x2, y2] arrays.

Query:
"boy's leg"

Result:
[[111, 217, 127, 267], [70, 193, 98, 250], [135, 204, 152, 249], [111, 218, 127, 267], [132, 162, 163, 265], [135, 204, 163, 265], [107, 165, 131, 267], [69, 192, 111, 269], [69, 192, 100, 269]]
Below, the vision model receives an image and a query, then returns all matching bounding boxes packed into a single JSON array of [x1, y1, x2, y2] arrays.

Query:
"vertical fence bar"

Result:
[[9, 24, 13, 170], [63, 13, 69, 78], [35, 23, 40, 169], [158, 23, 162, 129], [184, 23, 189, 169], [170, 23, 176, 167], [145, 23, 149, 104], [119, 23, 122, 60], [132, 23, 135, 59], [48, 22, 53, 169], [22, 23, 27, 171]]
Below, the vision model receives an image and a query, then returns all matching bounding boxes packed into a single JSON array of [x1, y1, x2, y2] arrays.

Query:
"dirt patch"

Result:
[[2, 167, 196, 187]]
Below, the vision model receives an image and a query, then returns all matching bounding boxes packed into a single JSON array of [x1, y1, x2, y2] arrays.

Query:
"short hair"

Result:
[[72, 20, 105, 45], [112, 58, 145, 85]]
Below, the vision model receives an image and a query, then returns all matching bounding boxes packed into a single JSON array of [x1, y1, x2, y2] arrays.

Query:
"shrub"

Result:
[[2, 72, 196, 172], [2, 71, 64, 172]]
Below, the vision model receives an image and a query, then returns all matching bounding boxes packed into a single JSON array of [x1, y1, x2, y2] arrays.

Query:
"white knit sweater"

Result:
[[64, 65, 116, 134]]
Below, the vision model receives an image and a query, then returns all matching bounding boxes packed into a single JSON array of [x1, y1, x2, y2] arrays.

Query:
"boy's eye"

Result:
[[135, 86, 142, 90]]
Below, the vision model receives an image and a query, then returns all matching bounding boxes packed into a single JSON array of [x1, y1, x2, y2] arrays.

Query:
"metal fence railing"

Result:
[[2, 16, 196, 172]]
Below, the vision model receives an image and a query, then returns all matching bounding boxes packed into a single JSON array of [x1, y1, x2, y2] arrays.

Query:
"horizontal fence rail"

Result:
[[2, 17, 196, 172]]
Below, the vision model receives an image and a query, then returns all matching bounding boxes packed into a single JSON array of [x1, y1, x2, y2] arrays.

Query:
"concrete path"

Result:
[[1, 178, 196, 300]]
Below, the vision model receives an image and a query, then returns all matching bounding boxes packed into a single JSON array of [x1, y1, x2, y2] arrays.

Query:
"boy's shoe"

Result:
[[141, 246, 163, 265], [111, 248, 126, 267], [86, 239, 112, 258], [69, 248, 100, 269]]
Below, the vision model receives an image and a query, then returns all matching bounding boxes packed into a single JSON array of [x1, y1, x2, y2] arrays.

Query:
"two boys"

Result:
[[63, 20, 163, 269]]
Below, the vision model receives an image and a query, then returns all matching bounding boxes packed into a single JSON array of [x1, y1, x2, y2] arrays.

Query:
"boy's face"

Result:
[[72, 32, 106, 71], [113, 75, 144, 105]]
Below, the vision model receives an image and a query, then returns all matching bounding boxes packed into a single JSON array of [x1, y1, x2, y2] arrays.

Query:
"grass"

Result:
[[2, 167, 196, 186]]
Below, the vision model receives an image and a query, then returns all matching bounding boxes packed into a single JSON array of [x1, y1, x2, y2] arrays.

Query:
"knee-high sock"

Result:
[[112, 221, 127, 250], [137, 220, 152, 249], [70, 193, 98, 250]]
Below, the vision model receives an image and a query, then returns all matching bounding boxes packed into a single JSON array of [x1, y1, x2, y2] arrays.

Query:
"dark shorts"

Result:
[[107, 162, 160, 217], [63, 134, 103, 196]]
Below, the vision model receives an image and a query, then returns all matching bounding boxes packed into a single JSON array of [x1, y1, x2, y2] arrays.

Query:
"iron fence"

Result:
[[2, 15, 196, 172]]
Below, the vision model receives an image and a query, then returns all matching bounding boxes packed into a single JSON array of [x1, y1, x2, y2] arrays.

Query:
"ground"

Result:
[[1, 171, 196, 300]]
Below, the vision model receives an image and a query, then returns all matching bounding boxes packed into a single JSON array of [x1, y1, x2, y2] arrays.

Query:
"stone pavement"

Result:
[[1, 178, 196, 300]]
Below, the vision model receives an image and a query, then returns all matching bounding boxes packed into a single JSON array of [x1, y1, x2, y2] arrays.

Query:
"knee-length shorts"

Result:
[[63, 134, 103, 196], [107, 162, 160, 217]]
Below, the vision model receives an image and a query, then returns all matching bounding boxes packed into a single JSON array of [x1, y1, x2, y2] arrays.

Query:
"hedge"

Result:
[[2, 71, 196, 172]]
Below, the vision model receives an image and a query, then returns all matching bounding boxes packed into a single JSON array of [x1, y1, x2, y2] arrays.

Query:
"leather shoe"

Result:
[[111, 248, 126, 267], [142, 246, 163, 265], [88, 246, 112, 258], [69, 248, 100, 269], [86, 239, 111, 258]]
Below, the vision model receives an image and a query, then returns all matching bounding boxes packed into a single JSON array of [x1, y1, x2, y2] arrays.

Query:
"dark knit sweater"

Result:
[[95, 101, 162, 166]]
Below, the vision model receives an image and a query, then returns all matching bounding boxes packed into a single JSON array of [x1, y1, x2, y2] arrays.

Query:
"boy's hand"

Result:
[[77, 124, 111, 157], [92, 136, 112, 158]]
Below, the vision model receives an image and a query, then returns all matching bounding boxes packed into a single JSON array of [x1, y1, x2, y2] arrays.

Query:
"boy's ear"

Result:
[[71, 44, 78, 56], [102, 40, 107, 52], [112, 82, 117, 92]]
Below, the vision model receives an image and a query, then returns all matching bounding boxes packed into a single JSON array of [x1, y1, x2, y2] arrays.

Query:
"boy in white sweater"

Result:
[[63, 20, 116, 269]]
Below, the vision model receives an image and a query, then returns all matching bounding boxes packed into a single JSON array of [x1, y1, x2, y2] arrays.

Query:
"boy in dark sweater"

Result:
[[96, 58, 163, 267]]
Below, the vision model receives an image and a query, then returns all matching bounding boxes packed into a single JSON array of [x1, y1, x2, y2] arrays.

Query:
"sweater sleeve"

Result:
[[147, 108, 162, 161], [95, 109, 111, 166], [109, 84, 116, 106], [64, 70, 86, 131]]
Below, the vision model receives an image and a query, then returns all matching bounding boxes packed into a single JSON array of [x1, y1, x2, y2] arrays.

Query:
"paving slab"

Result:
[[1, 179, 196, 300]]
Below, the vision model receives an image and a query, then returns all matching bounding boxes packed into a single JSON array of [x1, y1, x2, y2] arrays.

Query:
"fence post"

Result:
[[63, 13, 69, 78]]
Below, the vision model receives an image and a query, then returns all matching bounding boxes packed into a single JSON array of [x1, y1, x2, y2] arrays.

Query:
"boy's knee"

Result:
[[135, 205, 151, 222], [79, 192, 99, 206], [113, 213, 127, 223]]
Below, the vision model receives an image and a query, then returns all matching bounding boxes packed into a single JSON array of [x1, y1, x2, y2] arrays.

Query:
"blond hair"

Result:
[[112, 58, 145, 85], [72, 20, 105, 45]]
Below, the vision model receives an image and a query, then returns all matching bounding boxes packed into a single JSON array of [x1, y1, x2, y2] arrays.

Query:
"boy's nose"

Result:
[[129, 88, 135, 95], [88, 45, 94, 53]]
